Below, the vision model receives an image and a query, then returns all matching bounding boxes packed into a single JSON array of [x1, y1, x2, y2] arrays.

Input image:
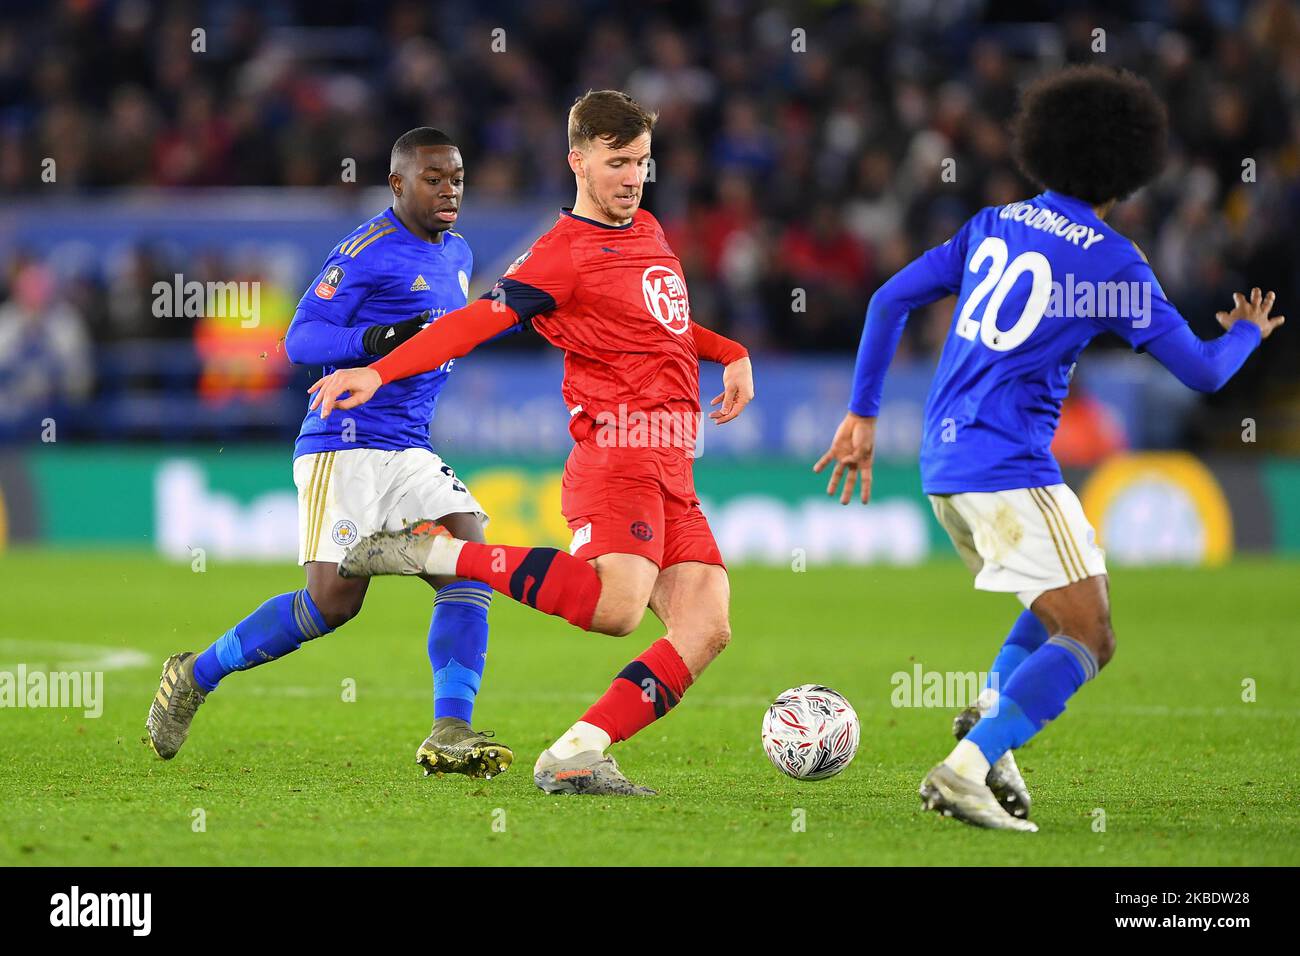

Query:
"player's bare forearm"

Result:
[[814, 411, 877, 505]]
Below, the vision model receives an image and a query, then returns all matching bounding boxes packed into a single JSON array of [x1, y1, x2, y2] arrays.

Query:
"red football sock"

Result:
[[455, 542, 601, 631], [581, 638, 694, 744]]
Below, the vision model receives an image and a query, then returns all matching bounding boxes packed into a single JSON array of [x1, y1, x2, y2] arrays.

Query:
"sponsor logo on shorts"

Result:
[[630, 521, 654, 542], [315, 265, 344, 299], [331, 519, 358, 546]]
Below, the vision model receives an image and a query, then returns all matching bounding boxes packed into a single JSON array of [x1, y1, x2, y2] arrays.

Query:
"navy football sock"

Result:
[[193, 590, 332, 692], [965, 634, 1098, 765], [428, 582, 491, 722]]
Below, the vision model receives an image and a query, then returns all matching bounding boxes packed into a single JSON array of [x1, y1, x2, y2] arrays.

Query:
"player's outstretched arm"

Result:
[[814, 252, 957, 505], [1145, 288, 1283, 393], [285, 309, 429, 367], [308, 298, 520, 417]]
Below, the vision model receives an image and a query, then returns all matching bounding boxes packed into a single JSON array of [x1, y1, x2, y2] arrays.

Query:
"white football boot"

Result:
[[953, 694, 1032, 820], [339, 519, 463, 578], [919, 763, 1038, 832]]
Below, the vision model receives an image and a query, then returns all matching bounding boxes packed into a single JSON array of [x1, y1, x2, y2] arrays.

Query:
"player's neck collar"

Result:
[[388, 206, 446, 245], [1043, 190, 1098, 219], [562, 207, 635, 230]]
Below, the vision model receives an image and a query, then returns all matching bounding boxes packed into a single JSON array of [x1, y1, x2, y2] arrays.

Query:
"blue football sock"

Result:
[[965, 634, 1098, 765], [193, 590, 332, 692], [986, 609, 1049, 691], [428, 581, 491, 722]]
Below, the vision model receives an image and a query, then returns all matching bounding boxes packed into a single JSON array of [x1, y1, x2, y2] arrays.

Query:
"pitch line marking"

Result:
[[0, 639, 152, 672]]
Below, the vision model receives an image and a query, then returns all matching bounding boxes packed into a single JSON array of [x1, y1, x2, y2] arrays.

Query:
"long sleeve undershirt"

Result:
[[283, 306, 370, 366]]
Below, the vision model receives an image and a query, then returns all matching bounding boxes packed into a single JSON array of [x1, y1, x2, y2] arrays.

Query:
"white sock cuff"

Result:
[[548, 720, 612, 761], [947, 738, 992, 784]]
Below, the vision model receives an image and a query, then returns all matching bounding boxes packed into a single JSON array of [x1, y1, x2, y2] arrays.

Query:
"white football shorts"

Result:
[[928, 483, 1107, 608], [293, 447, 487, 565]]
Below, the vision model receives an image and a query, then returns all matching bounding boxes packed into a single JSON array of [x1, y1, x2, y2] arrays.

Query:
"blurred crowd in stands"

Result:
[[1, 0, 1298, 446]]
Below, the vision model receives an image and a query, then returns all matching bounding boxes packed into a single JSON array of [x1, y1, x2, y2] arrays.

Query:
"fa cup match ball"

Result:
[[761, 684, 860, 780]]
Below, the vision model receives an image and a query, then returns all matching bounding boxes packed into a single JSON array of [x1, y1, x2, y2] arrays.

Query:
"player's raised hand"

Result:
[[813, 412, 877, 505], [710, 356, 754, 425], [308, 367, 383, 418], [1217, 288, 1285, 340]]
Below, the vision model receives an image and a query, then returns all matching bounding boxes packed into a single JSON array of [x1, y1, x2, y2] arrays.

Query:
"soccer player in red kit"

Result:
[[308, 90, 754, 796]]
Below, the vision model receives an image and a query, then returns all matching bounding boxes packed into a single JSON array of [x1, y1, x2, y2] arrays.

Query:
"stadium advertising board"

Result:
[[4, 448, 1297, 565]]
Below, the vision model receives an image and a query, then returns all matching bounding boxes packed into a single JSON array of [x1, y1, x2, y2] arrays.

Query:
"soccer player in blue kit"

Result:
[[146, 128, 514, 779], [816, 67, 1283, 831]]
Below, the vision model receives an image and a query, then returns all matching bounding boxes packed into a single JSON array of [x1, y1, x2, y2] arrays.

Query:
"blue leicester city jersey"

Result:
[[915, 191, 1186, 493], [290, 208, 472, 458]]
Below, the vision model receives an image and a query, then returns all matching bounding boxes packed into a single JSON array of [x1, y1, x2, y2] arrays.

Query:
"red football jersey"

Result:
[[496, 208, 701, 433]]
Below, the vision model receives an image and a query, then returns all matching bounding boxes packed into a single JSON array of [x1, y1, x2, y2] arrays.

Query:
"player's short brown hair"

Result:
[[567, 90, 657, 151]]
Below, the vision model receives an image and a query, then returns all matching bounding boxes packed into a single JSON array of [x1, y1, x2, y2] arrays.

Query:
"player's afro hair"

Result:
[[1011, 66, 1168, 205], [390, 127, 457, 170]]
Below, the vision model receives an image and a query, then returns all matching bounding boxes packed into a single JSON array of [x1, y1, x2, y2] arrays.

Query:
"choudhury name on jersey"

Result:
[[999, 200, 1106, 250]]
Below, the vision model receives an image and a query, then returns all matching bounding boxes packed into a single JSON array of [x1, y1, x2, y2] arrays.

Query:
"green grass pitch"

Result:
[[1, 550, 1297, 866]]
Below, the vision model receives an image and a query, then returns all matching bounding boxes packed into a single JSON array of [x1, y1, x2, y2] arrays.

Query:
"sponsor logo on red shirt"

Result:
[[641, 265, 690, 334]]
